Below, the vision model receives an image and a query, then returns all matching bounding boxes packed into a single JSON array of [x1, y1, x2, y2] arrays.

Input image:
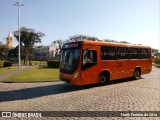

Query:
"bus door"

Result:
[[82, 49, 98, 85]]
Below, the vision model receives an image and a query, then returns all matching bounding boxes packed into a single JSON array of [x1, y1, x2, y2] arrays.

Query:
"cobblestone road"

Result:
[[0, 67, 159, 120]]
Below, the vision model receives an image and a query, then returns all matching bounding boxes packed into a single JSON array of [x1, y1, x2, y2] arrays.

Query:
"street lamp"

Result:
[[13, 2, 24, 68]]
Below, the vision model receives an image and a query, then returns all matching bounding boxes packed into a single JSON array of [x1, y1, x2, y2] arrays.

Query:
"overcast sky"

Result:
[[0, 0, 159, 49]]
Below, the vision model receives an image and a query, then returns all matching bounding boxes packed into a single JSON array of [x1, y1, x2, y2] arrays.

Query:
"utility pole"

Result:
[[13, 2, 24, 68]]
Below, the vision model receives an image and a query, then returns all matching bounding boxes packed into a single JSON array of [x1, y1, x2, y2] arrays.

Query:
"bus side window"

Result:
[[140, 48, 149, 59], [117, 47, 128, 59], [129, 48, 140, 59], [101, 46, 116, 60]]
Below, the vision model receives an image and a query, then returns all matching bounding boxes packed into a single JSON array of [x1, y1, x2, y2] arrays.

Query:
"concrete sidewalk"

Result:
[[0, 66, 33, 81]]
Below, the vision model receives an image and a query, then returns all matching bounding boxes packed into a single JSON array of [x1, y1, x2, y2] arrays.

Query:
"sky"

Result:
[[0, 0, 159, 49]]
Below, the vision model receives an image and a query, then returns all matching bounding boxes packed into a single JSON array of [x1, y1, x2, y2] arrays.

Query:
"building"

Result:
[[6, 31, 13, 48], [34, 45, 60, 60]]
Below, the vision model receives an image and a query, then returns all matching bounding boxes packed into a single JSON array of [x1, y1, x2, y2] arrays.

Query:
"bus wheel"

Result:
[[99, 74, 110, 85], [134, 69, 141, 80]]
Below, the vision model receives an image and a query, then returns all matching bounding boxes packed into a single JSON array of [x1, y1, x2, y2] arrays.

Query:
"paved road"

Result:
[[0, 67, 159, 120]]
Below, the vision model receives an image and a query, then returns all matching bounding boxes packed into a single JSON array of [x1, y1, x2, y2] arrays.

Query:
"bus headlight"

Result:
[[72, 72, 79, 79]]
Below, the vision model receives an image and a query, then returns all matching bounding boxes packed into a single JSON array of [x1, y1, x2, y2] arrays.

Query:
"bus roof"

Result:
[[67, 40, 151, 48]]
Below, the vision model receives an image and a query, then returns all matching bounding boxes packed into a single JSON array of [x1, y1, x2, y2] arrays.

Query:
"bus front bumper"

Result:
[[61, 78, 71, 83]]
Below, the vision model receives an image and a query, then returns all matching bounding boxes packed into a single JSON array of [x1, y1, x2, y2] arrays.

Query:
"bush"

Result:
[[47, 60, 60, 68], [155, 56, 160, 64], [3, 61, 12, 67], [0, 60, 3, 68]]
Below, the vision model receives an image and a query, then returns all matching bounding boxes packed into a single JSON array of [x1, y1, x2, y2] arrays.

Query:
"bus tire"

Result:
[[99, 73, 110, 85], [134, 68, 141, 80]]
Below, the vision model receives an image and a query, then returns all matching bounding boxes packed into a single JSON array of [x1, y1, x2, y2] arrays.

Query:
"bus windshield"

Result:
[[60, 49, 80, 74]]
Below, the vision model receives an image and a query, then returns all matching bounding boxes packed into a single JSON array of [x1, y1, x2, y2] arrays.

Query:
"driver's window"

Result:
[[83, 50, 97, 65]]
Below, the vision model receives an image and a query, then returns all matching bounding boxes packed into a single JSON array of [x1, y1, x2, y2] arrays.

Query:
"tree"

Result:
[[70, 35, 88, 41], [0, 44, 9, 60], [51, 40, 63, 48], [104, 39, 118, 43], [69, 35, 100, 41], [120, 41, 131, 44], [51, 40, 63, 56], [7, 47, 18, 62], [13, 27, 45, 65]]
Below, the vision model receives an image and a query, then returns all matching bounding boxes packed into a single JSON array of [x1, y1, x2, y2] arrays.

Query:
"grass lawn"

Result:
[[3, 66, 59, 82], [0, 66, 17, 75]]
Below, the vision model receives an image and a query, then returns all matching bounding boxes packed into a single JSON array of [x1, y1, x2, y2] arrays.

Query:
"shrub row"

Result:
[[154, 56, 160, 64], [3, 61, 12, 67], [47, 60, 60, 68], [0, 60, 12, 68]]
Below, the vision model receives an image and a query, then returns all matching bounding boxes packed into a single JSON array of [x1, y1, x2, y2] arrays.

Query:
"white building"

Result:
[[34, 46, 60, 60]]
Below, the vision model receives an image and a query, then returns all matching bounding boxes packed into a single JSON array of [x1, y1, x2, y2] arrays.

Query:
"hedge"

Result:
[[47, 60, 60, 68], [154, 56, 160, 64], [3, 61, 12, 67], [0, 60, 3, 68]]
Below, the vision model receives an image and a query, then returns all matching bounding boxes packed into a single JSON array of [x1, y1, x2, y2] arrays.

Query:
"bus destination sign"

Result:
[[63, 43, 80, 49]]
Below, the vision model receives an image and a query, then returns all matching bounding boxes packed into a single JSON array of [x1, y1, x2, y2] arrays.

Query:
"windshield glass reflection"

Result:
[[60, 49, 80, 74]]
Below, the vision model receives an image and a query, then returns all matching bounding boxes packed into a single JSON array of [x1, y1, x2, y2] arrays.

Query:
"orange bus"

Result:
[[59, 40, 152, 86]]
